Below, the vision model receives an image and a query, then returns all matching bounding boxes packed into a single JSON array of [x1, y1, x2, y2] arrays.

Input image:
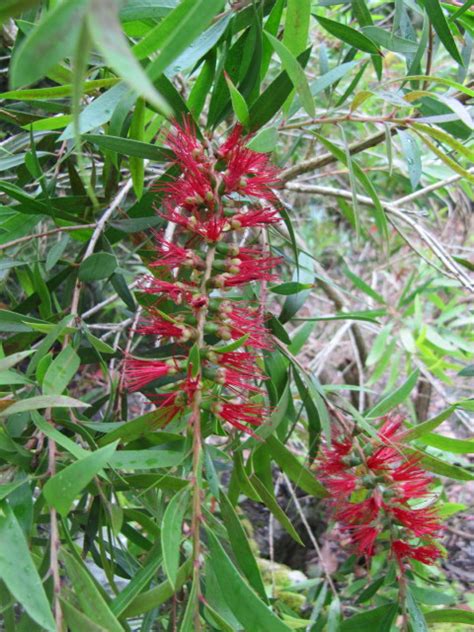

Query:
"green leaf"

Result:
[[135, 0, 225, 70], [161, 488, 190, 588], [98, 408, 177, 446], [212, 334, 250, 354], [398, 129, 422, 190], [42, 346, 80, 395], [249, 475, 304, 546], [129, 97, 146, 198], [61, 598, 110, 632], [401, 406, 455, 441], [0, 502, 55, 631], [0, 78, 117, 101], [79, 253, 118, 282], [414, 450, 474, 481], [10, 0, 89, 88], [418, 433, 474, 454], [264, 32, 315, 117], [84, 134, 169, 161], [108, 447, 186, 470], [61, 550, 125, 632], [291, 309, 387, 323], [355, 577, 385, 604], [271, 281, 313, 295], [206, 528, 292, 632], [187, 343, 201, 378], [87, 0, 171, 114], [313, 14, 381, 55], [425, 609, 474, 624], [0, 0, 42, 21], [224, 72, 250, 126], [340, 603, 398, 631], [179, 579, 198, 631], [246, 127, 278, 152], [406, 588, 428, 632], [0, 395, 88, 417], [283, 0, 311, 56], [219, 491, 268, 602], [110, 553, 161, 616], [366, 370, 419, 418], [265, 435, 327, 497], [342, 266, 385, 303], [361, 26, 419, 53], [420, 0, 463, 64], [249, 47, 311, 129], [119, 1, 177, 21], [314, 135, 389, 241], [121, 560, 192, 617], [43, 441, 118, 516], [0, 350, 34, 371]]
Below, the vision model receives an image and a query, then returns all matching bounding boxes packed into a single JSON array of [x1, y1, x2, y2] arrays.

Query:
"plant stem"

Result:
[[189, 244, 216, 631], [46, 416, 63, 631]]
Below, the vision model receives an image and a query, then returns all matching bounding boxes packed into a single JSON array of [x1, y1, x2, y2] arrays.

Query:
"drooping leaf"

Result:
[[43, 441, 118, 516], [10, 0, 89, 88], [61, 550, 125, 632], [0, 502, 55, 631], [87, 0, 171, 114], [161, 488, 190, 588], [206, 528, 292, 632]]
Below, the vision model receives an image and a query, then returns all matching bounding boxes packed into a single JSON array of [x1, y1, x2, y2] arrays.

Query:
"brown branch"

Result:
[[280, 81, 474, 183]]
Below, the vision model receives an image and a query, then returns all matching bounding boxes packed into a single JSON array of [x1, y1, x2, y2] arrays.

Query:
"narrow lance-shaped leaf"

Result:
[[264, 32, 315, 117], [0, 502, 55, 631], [87, 0, 171, 114]]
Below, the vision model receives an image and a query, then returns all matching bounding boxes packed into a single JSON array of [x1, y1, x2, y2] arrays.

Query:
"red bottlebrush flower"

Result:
[[138, 276, 195, 303], [213, 401, 267, 435], [166, 118, 208, 177], [221, 304, 271, 350], [124, 358, 174, 392], [214, 255, 280, 288], [228, 207, 281, 229], [350, 525, 379, 557], [215, 367, 264, 394], [319, 439, 352, 475], [164, 171, 213, 209], [324, 472, 357, 497], [137, 315, 192, 341], [161, 202, 226, 242], [366, 446, 400, 471], [217, 124, 244, 158], [390, 505, 441, 537], [391, 458, 432, 501], [392, 540, 441, 566], [218, 127, 279, 200], [151, 233, 200, 269], [213, 351, 261, 374], [335, 497, 380, 525], [377, 414, 404, 440]]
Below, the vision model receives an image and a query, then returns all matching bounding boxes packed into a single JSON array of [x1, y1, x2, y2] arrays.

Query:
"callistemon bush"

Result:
[[123, 119, 281, 437], [318, 415, 443, 571]]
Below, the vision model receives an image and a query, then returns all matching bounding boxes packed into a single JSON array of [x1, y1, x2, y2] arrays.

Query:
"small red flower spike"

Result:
[[123, 118, 281, 437], [317, 414, 443, 569]]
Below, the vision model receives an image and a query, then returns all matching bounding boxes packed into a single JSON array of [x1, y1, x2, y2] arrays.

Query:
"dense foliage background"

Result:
[[0, 0, 472, 630]]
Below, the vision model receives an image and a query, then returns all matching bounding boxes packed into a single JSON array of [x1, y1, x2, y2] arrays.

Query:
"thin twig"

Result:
[[0, 223, 95, 250], [282, 474, 338, 597], [68, 179, 133, 323], [284, 183, 474, 291]]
